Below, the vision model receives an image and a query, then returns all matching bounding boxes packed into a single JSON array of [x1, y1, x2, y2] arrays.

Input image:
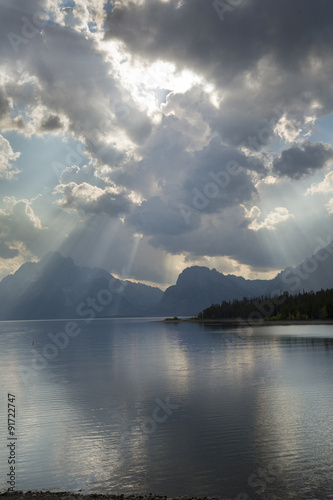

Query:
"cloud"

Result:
[[0, 196, 46, 260], [40, 114, 63, 131], [0, 1, 152, 163], [243, 205, 295, 231], [116, 131, 264, 251], [306, 170, 333, 195], [0, 241, 19, 260], [0, 88, 10, 120], [0, 0, 333, 283], [59, 0, 107, 31], [105, 0, 333, 146], [58, 164, 96, 185], [112, 126, 264, 224], [97, 114, 268, 266], [129, 196, 195, 236], [54, 181, 132, 217], [142, 207, 273, 267], [35, 24, 152, 148], [326, 198, 333, 214], [0, 135, 21, 180], [273, 142, 333, 179]]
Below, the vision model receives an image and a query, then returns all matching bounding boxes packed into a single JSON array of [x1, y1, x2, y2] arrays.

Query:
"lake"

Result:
[[0, 318, 333, 499]]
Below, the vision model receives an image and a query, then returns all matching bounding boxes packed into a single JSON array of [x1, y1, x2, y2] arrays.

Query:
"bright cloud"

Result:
[[326, 198, 333, 214], [54, 182, 132, 217], [306, 171, 333, 195], [243, 205, 294, 231], [0, 135, 21, 180], [0, 196, 46, 260]]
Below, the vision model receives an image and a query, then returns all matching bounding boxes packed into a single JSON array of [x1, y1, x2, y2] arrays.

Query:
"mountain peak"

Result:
[[39, 251, 73, 267], [0, 252, 163, 320], [176, 266, 222, 284]]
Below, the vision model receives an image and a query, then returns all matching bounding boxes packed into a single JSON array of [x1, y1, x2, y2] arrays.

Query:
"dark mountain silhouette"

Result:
[[0, 252, 163, 320], [154, 266, 268, 316], [155, 241, 333, 316], [1, 242, 333, 319]]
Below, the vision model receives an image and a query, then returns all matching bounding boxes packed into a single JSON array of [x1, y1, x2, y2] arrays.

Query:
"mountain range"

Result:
[[155, 240, 333, 315], [0, 252, 163, 320], [0, 243, 332, 319]]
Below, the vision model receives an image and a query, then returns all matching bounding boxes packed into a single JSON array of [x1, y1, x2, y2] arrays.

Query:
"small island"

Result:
[[163, 316, 182, 322]]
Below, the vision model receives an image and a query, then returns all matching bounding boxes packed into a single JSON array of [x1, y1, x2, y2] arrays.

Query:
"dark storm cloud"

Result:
[[129, 196, 197, 236], [40, 114, 63, 131], [273, 142, 333, 179], [0, 88, 10, 119], [0, 0, 51, 76], [143, 206, 292, 269], [107, 0, 333, 82], [177, 138, 264, 216], [1, 0, 332, 278], [192, 136, 266, 179], [142, 203, 330, 273], [106, 0, 333, 146], [125, 135, 263, 241]]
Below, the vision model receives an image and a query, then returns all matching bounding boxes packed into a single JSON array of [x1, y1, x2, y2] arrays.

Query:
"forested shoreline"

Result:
[[197, 289, 333, 321]]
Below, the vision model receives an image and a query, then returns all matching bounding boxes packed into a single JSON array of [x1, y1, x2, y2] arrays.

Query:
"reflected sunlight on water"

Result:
[[0, 319, 333, 498]]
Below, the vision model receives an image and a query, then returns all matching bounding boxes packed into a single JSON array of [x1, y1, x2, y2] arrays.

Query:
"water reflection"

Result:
[[0, 320, 333, 498]]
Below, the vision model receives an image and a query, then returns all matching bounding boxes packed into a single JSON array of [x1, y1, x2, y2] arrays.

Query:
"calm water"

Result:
[[1, 319, 333, 499]]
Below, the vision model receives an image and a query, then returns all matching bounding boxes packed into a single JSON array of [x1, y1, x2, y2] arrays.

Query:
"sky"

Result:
[[0, 0, 333, 289]]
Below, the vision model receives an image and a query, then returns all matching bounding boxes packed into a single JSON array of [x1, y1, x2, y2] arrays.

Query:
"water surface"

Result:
[[0, 319, 333, 499]]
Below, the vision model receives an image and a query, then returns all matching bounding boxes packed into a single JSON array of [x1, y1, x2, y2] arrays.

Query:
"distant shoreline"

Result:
[[162, 317, 333, 326], [0, 492, 224, 500]]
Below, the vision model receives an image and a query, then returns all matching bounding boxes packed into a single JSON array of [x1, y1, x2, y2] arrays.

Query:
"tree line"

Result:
[[197, 289, 333, 321]]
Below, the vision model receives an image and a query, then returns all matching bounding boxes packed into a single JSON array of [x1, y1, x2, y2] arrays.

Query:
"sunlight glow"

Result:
[[104, 40, 207, 117]]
